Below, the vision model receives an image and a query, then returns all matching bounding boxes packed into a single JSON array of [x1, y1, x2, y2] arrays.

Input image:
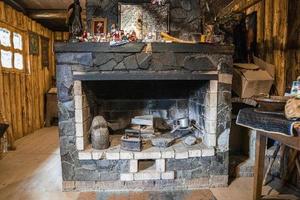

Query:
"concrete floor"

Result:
[[0, 127, 291, 200]]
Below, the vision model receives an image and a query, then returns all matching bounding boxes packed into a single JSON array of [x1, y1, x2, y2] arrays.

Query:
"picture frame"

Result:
[[41, 36, 49, 68], [29, 31, 39, 55], [91, 17, 107, 36]]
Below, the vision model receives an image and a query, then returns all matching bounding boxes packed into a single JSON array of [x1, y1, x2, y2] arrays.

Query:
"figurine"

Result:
[[66, 0, 83, 42]]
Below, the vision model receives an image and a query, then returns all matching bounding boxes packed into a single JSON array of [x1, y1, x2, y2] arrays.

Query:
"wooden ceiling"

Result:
[[17, 0, 86, 10], [4, 0, 86, 31]]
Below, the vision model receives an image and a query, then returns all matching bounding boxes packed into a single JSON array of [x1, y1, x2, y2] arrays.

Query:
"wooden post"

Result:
[[253, 131, 267, 200]]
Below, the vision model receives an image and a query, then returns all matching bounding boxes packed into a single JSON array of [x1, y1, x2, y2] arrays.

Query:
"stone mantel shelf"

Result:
[[73, 71, 218, 81], [55, 42, 234, 54]]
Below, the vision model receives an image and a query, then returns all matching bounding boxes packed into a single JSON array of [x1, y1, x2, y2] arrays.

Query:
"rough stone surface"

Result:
[[184, 56, 216, 71], [136, 53, 151, 69], [57, 53, 93, 66], [124, 55, 139, 70], [56, 31, 233, 191], [184, 136, 197, 146]]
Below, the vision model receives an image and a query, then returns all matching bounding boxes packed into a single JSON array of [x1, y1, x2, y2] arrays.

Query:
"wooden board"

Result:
[[0, 2, 67, 150]]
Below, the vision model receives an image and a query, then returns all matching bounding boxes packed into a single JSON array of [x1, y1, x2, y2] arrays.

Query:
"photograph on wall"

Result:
[[41, 36, 49, 68], [29, 31, 39, 55], [91, 18, 107, 36]]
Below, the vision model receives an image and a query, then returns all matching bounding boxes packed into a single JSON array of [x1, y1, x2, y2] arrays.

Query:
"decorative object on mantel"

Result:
[[28, 31, 39, 55], [90, 116, 110, 150], [66, 0, 83, 43]]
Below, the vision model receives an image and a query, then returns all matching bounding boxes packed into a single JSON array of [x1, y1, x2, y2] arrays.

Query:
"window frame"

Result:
[[0, 21, 26, 74]]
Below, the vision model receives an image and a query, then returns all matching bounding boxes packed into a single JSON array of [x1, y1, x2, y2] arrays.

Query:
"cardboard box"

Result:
[[232, 57, 275, 98]]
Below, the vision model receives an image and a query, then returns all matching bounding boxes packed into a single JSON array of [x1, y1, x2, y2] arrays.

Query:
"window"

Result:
[[0, 27, 24, 70]]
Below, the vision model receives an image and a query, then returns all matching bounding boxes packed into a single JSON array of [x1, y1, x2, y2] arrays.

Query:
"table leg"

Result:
[[253, 131, 267, 200]]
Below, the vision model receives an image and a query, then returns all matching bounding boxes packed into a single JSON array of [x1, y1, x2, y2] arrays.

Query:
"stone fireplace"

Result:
[[56, 42, 233, 191]]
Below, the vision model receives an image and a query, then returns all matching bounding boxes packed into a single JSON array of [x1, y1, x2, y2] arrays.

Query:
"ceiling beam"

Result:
[[28, 9, 86, 20], [217, 0, 263, 18], [3, 0, 27, 13]]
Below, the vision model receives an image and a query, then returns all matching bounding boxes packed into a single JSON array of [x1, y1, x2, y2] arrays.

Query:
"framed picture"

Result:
[[41, 36, 49, 68], [29, 31, 39, 55], [91, 18, 107, 36]]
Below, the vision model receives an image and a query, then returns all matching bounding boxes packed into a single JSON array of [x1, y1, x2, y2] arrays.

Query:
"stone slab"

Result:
[[55, 42, 146, 53]]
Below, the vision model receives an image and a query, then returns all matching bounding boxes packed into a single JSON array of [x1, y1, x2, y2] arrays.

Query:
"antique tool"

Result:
[[121, 129, 142, 152]]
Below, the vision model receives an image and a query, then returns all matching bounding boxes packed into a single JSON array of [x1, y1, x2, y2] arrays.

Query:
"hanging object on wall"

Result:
[[41, 37, 49, 68], [29, 31, 39, 55], [66, 0, 83, 42]]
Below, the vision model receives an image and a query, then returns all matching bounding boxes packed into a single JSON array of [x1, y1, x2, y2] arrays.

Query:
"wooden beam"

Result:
[[3, 0, 26, 13], [217, 0, 263, 18], [28, 9, 86, 20]]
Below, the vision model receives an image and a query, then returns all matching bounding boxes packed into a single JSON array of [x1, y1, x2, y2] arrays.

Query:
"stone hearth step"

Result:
[[120, 171, 175, 181], [78, 142, 215, 160]]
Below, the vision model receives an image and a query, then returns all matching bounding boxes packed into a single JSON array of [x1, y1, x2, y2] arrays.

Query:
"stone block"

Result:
[[186, 177, 209, 189], [129, 160, 138, 173], [78, 151, 92, 160], [183, 56, 216, 71], [205, 92, 218, 107], [92, 150, 105, 160], [155, 159, 166, 172], [74, 95, 82, 110], [124, 55, 139, 70], [59, 119, 75, 137], [76, 137, 84, 151], [75, 119, 90, 137], [136, 53, 151, 69], [161, 148, 175, 159], [134, 147, 161, 160], [173, 143, 189, 159], [219, 74, 232, 84], [204, 120, 217, 134], [204, 133, 217, 147], [56, 53, 93, 66], [106, 146, 120, 160], [202, 146, 215, 157], [204, 106, 217, 121], [75, 107, 90, 123], [188, 148, 202, 158], [62, 181, 76, 191], [209, 175, 228, 187], [120, 150, 134, 160], [161, 171, 175, 180], [120, 173, 134, 181], [73, 80, 82, 96], [209, 80, 218, 93], [134, 172, 161, 181]]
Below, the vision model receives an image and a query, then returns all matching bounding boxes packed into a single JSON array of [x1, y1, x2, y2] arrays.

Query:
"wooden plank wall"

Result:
[[246, 0, 300, 95], [0, 2, 67, 148]]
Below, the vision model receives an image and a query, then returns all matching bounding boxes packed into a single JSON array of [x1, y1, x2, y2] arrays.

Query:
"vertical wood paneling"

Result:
[[247, 0, 290, 95], [0, 2, 62, 146]]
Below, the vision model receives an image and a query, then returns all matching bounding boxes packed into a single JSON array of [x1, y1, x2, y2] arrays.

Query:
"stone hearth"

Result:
[[56, 42, 233, 191]]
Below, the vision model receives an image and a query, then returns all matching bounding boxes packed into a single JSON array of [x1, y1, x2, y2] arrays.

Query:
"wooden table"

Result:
[[236, 108, 300, 200]]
